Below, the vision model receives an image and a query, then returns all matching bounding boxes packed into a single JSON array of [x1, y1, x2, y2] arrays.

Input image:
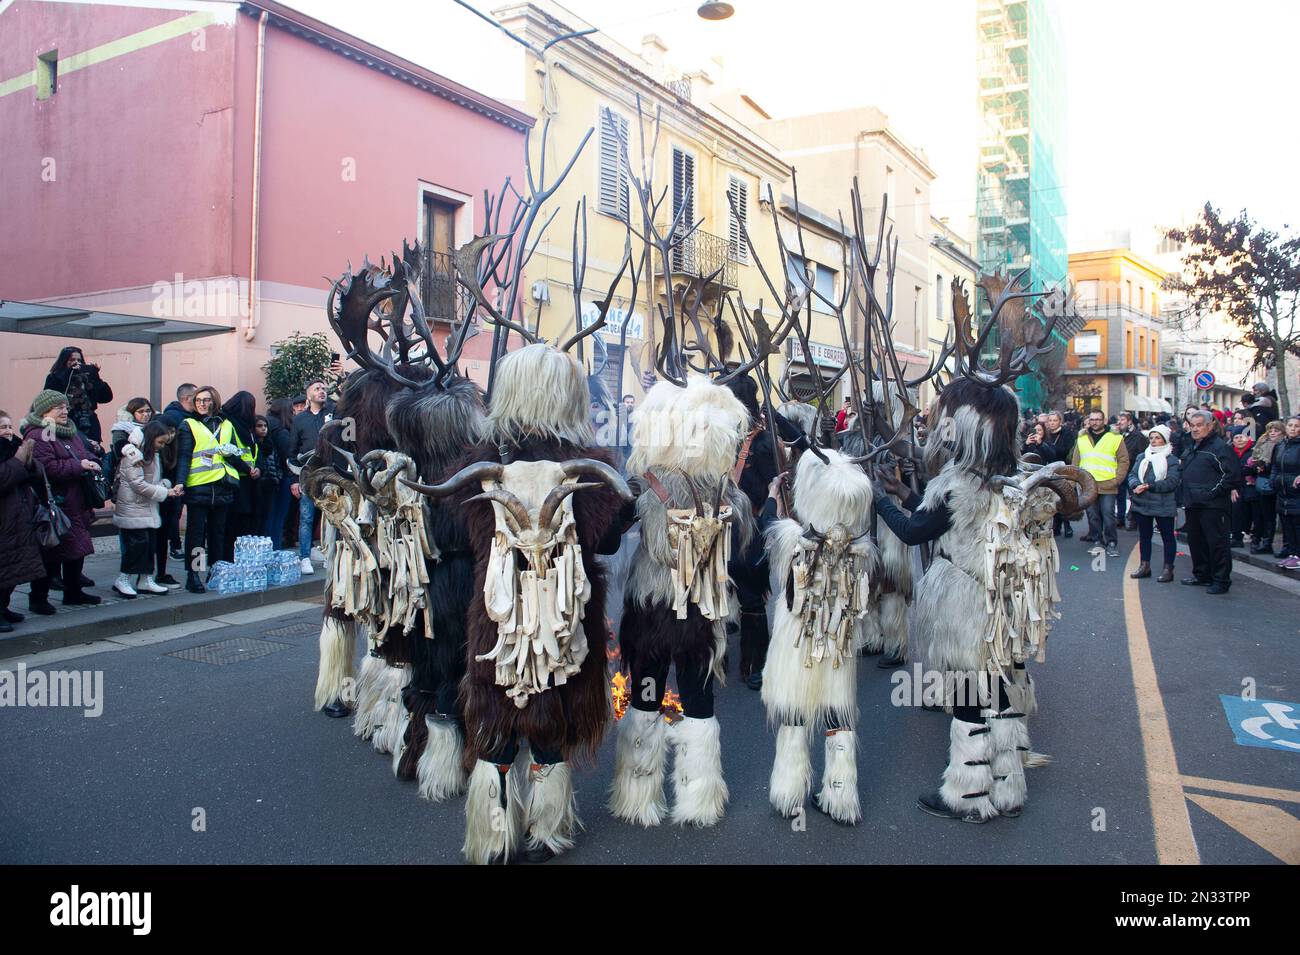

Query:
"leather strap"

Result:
[[642, 469, 671, 505], [732, 426, 761, 484]]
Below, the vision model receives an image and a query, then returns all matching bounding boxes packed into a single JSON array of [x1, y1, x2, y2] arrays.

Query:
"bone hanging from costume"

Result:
[[307, 470, 383, 629], [654, 472, 734, 622], [365, 451, 435, 639], [788, 526, 874, 670], [977, 483, 1060, 676], [477, 463, 595, 710]]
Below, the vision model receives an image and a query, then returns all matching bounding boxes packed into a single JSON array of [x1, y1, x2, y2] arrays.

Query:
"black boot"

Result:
[[321, 699, 350, 719], [186, 571, 206, 594], [917, 791, 991, 824]]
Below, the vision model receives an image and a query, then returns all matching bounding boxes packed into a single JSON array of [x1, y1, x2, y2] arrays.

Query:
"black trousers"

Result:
[[1251, 494, 1277, 545], [1280, 513, 1300, 556], [159, 495, 182, 550], [629, 653, 716, 720], [184, 502, 228, 575], [32, 554, 88, 601], [1185, 507, 1232, 586], [738, 608, 770, 679], [119, 528, 155, 575]]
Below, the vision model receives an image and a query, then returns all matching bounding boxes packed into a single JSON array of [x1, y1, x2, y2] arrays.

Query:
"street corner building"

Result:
[[0, 0, 530, 426]]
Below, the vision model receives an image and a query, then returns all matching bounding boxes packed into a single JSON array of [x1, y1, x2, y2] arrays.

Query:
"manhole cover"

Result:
[[263, 622, 319, 638], [166, 637, 292, 665]]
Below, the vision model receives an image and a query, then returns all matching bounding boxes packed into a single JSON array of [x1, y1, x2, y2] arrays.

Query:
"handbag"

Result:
[[83, 466, 111, 508], [34, 464, 73, 549]]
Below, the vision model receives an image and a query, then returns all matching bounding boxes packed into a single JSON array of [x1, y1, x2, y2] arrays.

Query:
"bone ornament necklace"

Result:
[[788, 525, 874, 670], [643, 470, 735, 622], [365, 452, 435, 639], [477, 460, 593, 710]]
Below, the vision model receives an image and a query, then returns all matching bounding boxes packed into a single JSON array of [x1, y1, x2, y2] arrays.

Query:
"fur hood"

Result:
[[628, 376, 750, 480]]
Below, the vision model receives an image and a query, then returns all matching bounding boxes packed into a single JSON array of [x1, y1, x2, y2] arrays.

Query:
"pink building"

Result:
[[0, 0, 530, 433]]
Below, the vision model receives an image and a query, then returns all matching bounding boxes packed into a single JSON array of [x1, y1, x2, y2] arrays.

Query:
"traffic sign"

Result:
[[1194, 370, 1216, 390]]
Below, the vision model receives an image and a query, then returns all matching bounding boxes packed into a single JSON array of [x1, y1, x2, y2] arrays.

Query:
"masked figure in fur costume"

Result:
[[870, 280, 1094, 823], [762, 448, 878, 824], [406, 342, 632, 864], [610, 375, 755, 829], [314, 249, 487, 804]]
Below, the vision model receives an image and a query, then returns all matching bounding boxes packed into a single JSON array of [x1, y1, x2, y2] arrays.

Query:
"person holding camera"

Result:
[[22, 390, 103, 608], [44, 347, 113, 446]]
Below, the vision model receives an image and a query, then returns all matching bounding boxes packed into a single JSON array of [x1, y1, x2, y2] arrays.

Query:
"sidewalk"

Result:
[[1, 535, 323, 660]]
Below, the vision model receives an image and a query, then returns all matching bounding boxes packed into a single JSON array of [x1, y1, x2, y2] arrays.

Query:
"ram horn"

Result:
[[559, 458, 634, 502], [537, 482, 601, 529], [399, 460, 505, 498], [1045, 464, 1097, 515], [466, 490, 532, 532]]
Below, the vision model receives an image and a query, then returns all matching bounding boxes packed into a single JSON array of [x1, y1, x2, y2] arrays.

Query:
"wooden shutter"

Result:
[[671, 148, 695, 272], [598, 110, 629, 222], [727, 176, 748, 262]]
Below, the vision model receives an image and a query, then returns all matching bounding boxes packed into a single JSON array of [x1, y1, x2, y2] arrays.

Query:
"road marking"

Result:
[[1219, 695, 1300, 752], [1184, 793, 1300, 864], [1123, 545, 1200, 864], [1182, 776, 1300, 805]]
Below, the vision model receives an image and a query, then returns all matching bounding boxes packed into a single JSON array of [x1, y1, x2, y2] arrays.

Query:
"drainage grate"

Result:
[[166, 637, 293, 665], [263, 622, 319, 638]]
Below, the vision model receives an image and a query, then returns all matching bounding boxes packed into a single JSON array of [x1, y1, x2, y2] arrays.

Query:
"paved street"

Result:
[[1, 528, 1295, 865]]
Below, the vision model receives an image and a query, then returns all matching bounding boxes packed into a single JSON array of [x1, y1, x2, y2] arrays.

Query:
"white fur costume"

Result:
[[762, 450, 878, 824]]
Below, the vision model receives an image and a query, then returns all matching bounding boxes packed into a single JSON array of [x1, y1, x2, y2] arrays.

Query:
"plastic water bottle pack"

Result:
[[208, 561, 241, 594]]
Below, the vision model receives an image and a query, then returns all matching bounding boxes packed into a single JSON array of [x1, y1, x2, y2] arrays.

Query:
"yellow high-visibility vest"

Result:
[[184, 418, 239, 487], [232, 429, 258, 470], [1077, 431, 1124, 482]]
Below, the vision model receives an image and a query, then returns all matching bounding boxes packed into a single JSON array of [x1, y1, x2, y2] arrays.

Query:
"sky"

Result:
[[288, 0, 1300, 252]]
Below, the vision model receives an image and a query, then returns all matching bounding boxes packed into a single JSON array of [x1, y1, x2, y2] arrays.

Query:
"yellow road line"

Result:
[[1182, 775, 1300, 805], [1123, 545, 1200, 864], [1184, 793, 1300, 864]]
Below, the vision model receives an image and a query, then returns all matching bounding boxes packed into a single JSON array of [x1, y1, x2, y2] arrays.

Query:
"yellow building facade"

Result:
[[1066, 249, 1170, 417], [494, 4, 791, 405]]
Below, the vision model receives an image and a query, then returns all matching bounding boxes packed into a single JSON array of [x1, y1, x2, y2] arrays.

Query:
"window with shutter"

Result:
[[671, 147, 696, 272], [598, 109, 630, 222], [727, 176, 748, 263]]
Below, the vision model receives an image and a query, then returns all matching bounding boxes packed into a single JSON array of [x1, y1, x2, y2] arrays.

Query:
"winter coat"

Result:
[[288, 405, 333, 464], [1179, 434, 1242, 511], [23, 423, 96, 560], [1048, 426, 1076, 464], [255, 436, 281, 484], [112, 443, 170, 529], [1071, 429, 1131, 494], [44, 363, 113, 442], [1231, 441, 1259, 500], [0, 438, 46, 591], [1271, 437, 1300, 516], [267, 416, 293, 477], [1121, 427, 1149, 463], [1126, 453, 1182, 518], [1021, 437, 1058, 462], [174, 410, 236, 508], [159, 400, 189, 429]]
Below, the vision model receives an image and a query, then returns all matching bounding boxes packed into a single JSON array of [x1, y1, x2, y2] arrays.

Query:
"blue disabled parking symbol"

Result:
[[1219, 695, 1300, 753]]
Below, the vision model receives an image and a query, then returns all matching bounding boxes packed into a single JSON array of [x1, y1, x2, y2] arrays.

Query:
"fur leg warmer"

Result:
[[938, 717, 997, 821], [989, 710, 1029, 814], [858, 606, 885, 654], [524, 762, 581, 856], [314, 616, 356, 711], [609, 707, 669, 827], [390, 712, 411, 777], [351, 652, 386, 741], [370, 665, 411, 756], [768, 724, 812, 818], [879, 592, 908, 661], [1010, 667, 1051, 767], [463, 759, 520, 865], [815, 729, 861, 824], [670, 715, 728, 827], [417, 718, 468, 802]]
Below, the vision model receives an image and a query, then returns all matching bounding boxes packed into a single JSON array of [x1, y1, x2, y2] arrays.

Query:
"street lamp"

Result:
[[697, 2, 735, 20]]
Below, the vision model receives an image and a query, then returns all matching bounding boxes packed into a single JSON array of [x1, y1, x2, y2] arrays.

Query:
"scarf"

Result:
[[23, 410, 77, 440], [1138, 439, 1171, 483]]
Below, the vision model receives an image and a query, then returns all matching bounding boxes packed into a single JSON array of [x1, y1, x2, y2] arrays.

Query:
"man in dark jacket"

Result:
[[1179, 411, 1242, 594], [1046, 411, 1076, 537], [288, 379, 334, 572], [1116, 412, 1149, 529]]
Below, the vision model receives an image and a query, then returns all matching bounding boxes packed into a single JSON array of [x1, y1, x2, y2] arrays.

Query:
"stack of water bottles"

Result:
[[266, 549, 302, 586], [207, 561, 241, 594]]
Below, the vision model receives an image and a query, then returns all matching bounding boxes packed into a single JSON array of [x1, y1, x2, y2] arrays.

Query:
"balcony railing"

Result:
[[657, 222, 736, 289], [419, 249, 470, 323]]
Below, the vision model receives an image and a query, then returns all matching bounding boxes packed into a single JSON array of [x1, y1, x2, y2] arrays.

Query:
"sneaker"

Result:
[[310, 547, 326, 563], [300, 558, 315, 575], [155, 574, 182, 589], [1105, 543, 1120, 558], [169, 546, 185, 561], [1281, 557, 1300, 571]]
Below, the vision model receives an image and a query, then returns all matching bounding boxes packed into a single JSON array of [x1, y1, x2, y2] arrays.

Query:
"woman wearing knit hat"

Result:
[[1126, 424, 1182, 583], [21, 390, 103, 609]]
